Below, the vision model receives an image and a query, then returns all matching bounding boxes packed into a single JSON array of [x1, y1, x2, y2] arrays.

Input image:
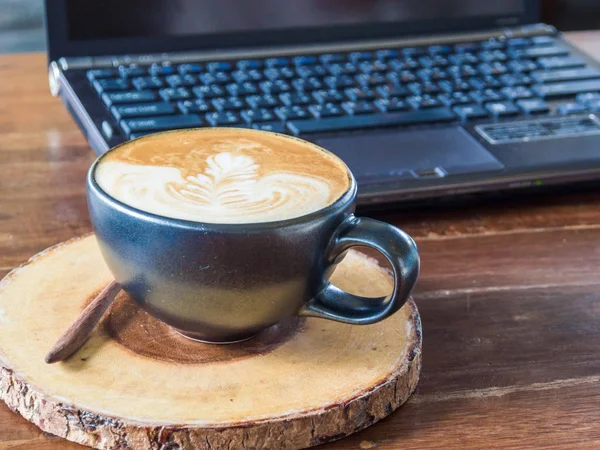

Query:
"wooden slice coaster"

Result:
[[0, 234, 421, 450]]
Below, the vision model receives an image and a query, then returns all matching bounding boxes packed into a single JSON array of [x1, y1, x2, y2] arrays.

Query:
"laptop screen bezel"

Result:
[[45, 0, 540, 62]]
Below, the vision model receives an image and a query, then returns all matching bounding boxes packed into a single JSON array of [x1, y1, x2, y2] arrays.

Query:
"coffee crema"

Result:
[[94, 129, 351, 224]]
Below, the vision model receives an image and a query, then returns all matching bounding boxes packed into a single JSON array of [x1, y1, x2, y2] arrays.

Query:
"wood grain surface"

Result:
[[1, 31, 600, 449], [0, 238, 421, 450]]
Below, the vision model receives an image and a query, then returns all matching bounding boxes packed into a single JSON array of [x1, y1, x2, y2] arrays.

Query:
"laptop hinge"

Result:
[[57, 23, 557, 71]]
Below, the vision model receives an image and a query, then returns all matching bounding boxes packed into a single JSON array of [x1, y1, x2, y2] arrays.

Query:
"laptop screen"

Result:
[[67, 0, 525, 41], [47, 0, 535, 61]]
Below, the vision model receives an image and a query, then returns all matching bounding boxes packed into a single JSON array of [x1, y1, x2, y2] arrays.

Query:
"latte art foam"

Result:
[[95, 129, 350, 224]]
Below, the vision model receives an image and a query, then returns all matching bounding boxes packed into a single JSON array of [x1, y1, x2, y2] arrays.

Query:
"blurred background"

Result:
[[1, 0, 600, 53]]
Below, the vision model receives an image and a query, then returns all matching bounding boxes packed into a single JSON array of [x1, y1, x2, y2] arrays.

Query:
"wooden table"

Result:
[[1, 32, 600, 449]]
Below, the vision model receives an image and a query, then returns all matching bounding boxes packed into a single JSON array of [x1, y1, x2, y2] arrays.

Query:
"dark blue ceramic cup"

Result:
[[87, 134, 420, 343]]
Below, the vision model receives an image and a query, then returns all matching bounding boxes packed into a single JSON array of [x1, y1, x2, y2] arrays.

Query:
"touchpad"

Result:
[[316, 127, 504, 182]]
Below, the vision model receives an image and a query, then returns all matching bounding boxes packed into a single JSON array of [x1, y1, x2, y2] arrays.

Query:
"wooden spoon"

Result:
[[45, 280, 121, 364]]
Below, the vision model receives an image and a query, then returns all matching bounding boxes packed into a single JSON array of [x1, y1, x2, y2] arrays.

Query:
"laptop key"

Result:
[[237, 60, 263, 70], [499, 73, 533, 86], [484, 76, 503, 89], [166, 74, 197, 88], [478, 62, 508, 76], [312, 89, 345, 104], [226, 82, 259, 97], [449, 53, 479, 66], [264, 67, 296, 81], [121, 115, 203, 135], [376, 85, 408, 98], [469, 89, 503, 104], [178, 99, 213, 114], [438, 79, 471, 93], [111, 102, 175, 120], [344, 88, 377, 101], [177, 64, 203, 75], [394, 70, 417, 83], [407, 82, 440, 95], [159, 87, 192, 101], [532, 36, 556, 46], [320, 54, 345, 64], [265, 58, 289, 68], [148, 64, 175, 76], [533, 79, 600, 98], [506, 38, 531, 48], [576, 92, 600, 104], [478, 50, 508, 62], [275, 106, 311, 121], [507, 59, 538, 73], [516, 98, 550, 115], [251, 122, 287, 133], [454, 42, 480, 53], [485, 101, 520, 117], [87, 69, 117, 81], [531, 67, 600, 84], [557, 103, 587, 115], [308, 103, 344, 118], [232, 70, 262, 83], [375, 49, 398, 60], [349, 52, 372, 62], [102, 90, 157, 106], [432, 55, 449, 67], [327, 62, 358, 76], [407, 95, 442, 109], [279, 92, 312, 106], [358, 60, 388, 73], [241, 108, 276, 124], [510, 46, 569, 59], [585, 99, 600, 112], [205, 111, 242, 126], [402, 47, 426, 57], [93, 78, 130, 92], [341, 101, 376, 115], [199, 72, 232, 85], [418, 67, 448, 81], [213, 71, 234, 84], [212, 97, 246, 111], [453, 104, 489, 120], [324, 75, 355, 89], [469, 78, 487, 90], [132, 76, 164, 90], [296, 65, 328, 79], [292, 77, 323, 91], [501, 86, 534, 100], [260, 80, 292, 94], [438, 92, 472, 106], [418, 55, 449, 68], [193, 85, 226, 99], [206, 62, 234, 72], [480, 38, 505, 50], [537, 56, 585, 70], [293, 55, 318, 66], [245, 94, 279, 109], [355, 73, 386, 87], [428, 45, 452, 55], [374, 97, 408, 112], [118, 66, 146, 78], [286, 107, 456, 136]]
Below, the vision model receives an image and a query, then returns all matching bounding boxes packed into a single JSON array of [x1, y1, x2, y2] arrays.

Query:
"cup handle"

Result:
[[299, 215, 420, 324]]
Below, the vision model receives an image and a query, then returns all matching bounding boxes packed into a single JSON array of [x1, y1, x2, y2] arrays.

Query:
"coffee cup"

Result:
[[87, 128, 419, 343]]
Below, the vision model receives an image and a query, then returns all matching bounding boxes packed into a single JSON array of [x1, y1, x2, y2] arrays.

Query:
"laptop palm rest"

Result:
[[316, 127, 504, 183]]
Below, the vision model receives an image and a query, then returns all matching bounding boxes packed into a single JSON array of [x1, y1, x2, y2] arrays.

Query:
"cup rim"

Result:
[[87, 128, 357, 231]]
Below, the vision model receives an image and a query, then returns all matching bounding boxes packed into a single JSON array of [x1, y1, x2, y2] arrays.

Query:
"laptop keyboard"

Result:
[[85, 35, 600, 140]]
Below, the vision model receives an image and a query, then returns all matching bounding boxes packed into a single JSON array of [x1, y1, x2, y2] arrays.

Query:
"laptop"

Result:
[[45, 0, 600, 206]]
